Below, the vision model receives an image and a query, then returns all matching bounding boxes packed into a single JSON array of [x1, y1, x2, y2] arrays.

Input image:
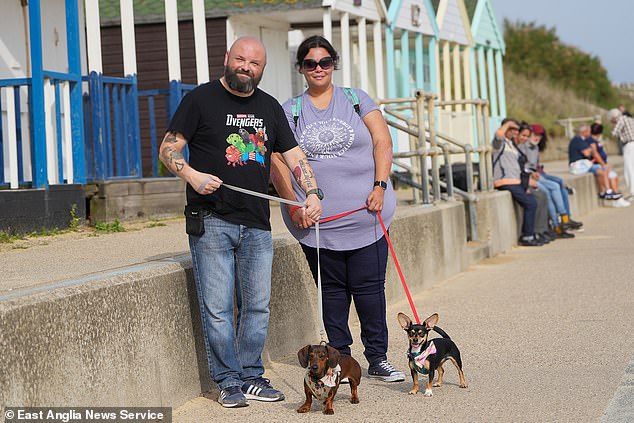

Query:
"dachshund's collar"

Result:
[[305, 364, 341, 401], [407, 341, 436, 375]]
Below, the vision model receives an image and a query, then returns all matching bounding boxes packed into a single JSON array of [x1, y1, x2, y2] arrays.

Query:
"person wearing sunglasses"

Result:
[[492, 118, 542, 246], [270, 35, 405, 383]]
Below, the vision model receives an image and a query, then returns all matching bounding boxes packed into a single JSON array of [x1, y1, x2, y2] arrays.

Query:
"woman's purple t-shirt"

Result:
[[280, 86, 396, 250]]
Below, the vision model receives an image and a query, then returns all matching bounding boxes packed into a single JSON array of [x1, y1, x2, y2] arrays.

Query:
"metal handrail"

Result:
[[377, 91, 492, 241]]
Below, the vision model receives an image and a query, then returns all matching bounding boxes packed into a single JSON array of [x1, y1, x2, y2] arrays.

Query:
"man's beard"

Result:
[[224, 66, 262, 93]]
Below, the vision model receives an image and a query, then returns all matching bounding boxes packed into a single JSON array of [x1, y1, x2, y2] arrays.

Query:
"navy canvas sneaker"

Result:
[[241, 377, 285, 402], [218, 385, 248, 408], [368, 360, 405, 382]]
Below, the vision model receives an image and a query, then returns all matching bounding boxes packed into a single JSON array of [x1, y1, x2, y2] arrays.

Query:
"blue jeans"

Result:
[[537, 177, 566, 225], [189, 213, 273, 390], [541, 173, 571, 216]]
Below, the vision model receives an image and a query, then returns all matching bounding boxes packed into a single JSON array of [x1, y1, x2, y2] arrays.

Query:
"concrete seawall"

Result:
[[0, 170, 603, 410]]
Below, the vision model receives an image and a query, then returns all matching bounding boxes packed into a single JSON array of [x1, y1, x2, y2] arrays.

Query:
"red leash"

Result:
[[319, 206, 368, 223], [318, 206, 421, 324]]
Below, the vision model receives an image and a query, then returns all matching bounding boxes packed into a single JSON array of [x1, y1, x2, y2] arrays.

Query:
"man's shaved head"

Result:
[[228, 36, 266, 62], [223, 36, 267, 94]]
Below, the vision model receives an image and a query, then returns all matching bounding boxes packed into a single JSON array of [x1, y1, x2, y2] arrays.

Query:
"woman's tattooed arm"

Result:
[[293, 159, 315, 190]]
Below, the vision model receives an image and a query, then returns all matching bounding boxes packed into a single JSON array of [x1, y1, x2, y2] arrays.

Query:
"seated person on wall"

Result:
[[587, 123, 630, 207], [515, 124, 574, 240], [526, 124, 583, 231], [492, 118, 543, 247], [568, 125, 622, 201]]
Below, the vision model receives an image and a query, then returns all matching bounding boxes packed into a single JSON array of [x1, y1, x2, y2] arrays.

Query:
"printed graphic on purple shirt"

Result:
[[300, 117, 354, 158]]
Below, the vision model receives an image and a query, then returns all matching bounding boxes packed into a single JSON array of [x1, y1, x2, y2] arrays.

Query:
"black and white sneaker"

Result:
[[218, 385, 248, 408], [368, 360, 405, 382], [241, 377, 285, 402]]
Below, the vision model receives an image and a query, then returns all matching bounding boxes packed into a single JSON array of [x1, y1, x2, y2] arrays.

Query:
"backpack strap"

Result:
[[291, 95, 302, 127], [342, 87, 361, 116]]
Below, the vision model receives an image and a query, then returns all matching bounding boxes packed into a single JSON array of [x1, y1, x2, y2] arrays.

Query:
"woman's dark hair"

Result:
[[501, 117, 521, 128], [295, 35, 340, 70], [519, 124, 532, 134], [590, 123, 603, 136], [537, 130, 548, 152]]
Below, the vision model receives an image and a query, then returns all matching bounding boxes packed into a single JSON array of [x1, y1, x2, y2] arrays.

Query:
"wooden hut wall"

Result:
[[101, 18, 226, 176]]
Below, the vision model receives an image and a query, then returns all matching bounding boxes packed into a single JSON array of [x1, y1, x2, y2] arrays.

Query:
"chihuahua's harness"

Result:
[[305, 365, 341, 401], [408, 341, 437, 375]]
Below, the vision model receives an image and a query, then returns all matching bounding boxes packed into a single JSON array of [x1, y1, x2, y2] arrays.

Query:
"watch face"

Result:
[[375, 181, 387, 190], [307, 188, 324, 200]]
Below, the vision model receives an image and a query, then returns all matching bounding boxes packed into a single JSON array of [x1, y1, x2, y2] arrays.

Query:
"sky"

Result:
[[490, 0, 634, 84]]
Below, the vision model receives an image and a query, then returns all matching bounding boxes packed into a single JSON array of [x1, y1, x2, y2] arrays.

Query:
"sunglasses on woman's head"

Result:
[[301, 57, 334, 71]]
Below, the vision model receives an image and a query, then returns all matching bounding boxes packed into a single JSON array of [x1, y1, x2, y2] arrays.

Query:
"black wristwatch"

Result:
[[306, 188, 324, 200], [374, 180, 388, 190]]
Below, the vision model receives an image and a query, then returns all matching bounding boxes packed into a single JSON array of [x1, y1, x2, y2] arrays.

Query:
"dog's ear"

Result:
[[326, 345, 340, 369], [397, 312, 412, 330], [423, 313, 439, 329], [297, 345, 311, 368]]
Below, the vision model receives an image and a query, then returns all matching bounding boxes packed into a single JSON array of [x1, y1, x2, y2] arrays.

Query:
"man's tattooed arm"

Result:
[[160, 131, 186, 174]]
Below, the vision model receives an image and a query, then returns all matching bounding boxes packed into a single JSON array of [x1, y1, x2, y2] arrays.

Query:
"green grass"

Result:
[[69, 203, 80, 231], [94, 220, 126, 233], [145, 220, 167, 228], [505, 68, 604, 138], [0, 231, 22, 244]]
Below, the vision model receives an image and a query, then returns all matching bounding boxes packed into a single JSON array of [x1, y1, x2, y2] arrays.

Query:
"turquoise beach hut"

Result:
[[385, 0, 439, 97], [433, 0, 475, 145], [466, 0, 507, 129], [384, 0, 439, 158]]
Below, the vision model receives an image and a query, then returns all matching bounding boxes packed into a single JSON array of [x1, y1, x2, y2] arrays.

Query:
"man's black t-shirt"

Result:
[[168, 80, 297, 230]]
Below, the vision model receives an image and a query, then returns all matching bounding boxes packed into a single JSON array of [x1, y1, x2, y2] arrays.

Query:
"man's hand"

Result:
[[190, 171, 223, 195], [289, 206, 316, 229]]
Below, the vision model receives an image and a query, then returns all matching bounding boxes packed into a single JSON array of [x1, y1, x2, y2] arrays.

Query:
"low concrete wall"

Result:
[[0, 261, 202, 409], [87, 178, 186, 223], [0, 172, 602, 410], [0, 185, 86, 234]]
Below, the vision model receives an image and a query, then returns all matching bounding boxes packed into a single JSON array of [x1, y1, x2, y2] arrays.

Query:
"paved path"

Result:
[[172, 203, 634, 423]]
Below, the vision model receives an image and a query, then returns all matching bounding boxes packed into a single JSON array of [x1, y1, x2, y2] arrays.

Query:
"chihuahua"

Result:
[[397, 312, 468, 396]]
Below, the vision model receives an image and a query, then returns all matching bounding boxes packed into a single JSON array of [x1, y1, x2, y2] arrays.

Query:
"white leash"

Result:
[[221, 182, 328, 343]]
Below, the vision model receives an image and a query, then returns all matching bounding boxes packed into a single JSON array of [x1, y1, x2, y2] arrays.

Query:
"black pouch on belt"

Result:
[[184, 205, 205, 236]]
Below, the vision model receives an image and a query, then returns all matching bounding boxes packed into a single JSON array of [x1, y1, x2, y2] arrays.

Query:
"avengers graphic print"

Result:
[[224, 113, 268, 167]]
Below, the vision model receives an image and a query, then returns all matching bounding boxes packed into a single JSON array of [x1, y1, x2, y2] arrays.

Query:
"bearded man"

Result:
[[159, 36, 322, 408]]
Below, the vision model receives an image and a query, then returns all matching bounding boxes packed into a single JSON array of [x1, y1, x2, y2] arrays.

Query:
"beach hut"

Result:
[[0, 0, 89, 232], [432, 0, 475, 145], [0, 0, 87, 189], [99, 0, 388, 176], [385, 0, 439, 97], [465, 0, 506, 129], [227, 0, 389, 100], [384, 0, 439, 163]]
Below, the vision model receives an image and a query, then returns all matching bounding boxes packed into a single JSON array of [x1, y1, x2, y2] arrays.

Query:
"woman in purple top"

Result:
[[271, 35, 404, 382]]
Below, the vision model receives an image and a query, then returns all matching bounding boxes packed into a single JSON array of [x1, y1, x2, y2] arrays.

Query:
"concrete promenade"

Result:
[[172, 202, 634, 422], [1, 157, 633, 422]]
